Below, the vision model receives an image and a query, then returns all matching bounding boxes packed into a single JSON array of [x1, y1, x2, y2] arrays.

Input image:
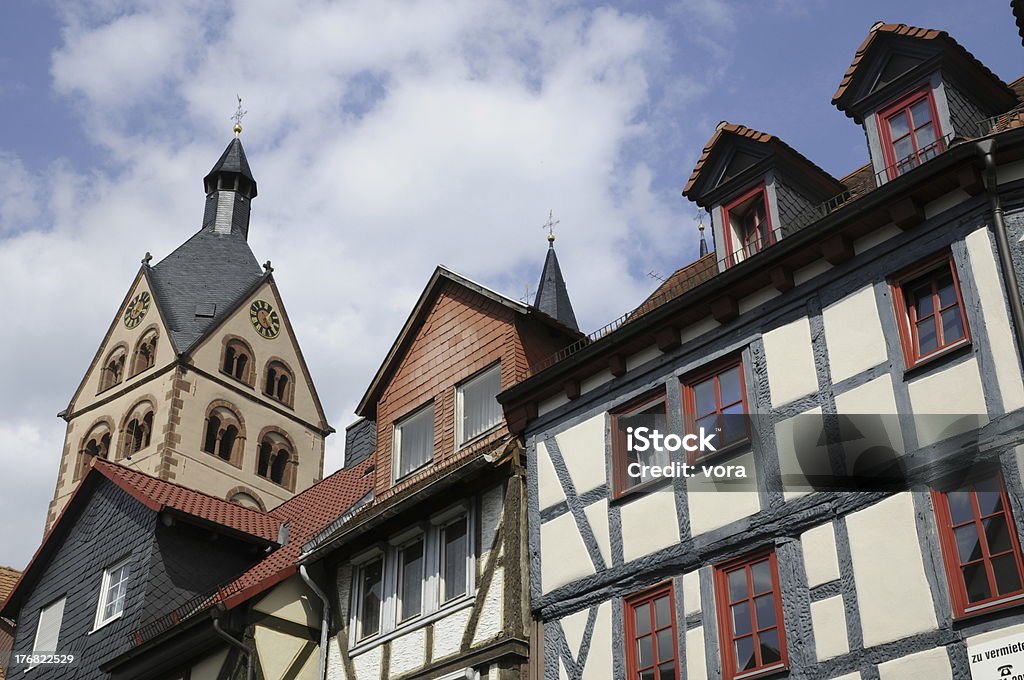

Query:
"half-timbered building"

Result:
[[499, 22, 1024, 680]]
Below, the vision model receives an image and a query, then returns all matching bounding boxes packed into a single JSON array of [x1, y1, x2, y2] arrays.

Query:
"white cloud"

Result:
[[0, 0, 704, 568]]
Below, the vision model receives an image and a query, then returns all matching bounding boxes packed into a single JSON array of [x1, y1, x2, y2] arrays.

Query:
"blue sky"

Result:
[[0, 0, 1019, 570]]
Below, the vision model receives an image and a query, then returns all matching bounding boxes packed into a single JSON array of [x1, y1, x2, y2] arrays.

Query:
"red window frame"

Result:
[[932, 470, 1024, 619], [889, 252, 971, 370], [877, 87, 944, 180], [713, 549, 788, 680], [611, 389, 669, 498], [681, 357, 749, 464], [624, 582, 680, 680], [721, 184, 774, 267]]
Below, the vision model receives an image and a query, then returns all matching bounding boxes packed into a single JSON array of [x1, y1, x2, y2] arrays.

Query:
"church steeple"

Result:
[[533, 212, 579, 331], [202, 136, 257, 238]]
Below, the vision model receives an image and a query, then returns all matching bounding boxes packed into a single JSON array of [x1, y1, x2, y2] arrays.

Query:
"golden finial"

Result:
[[542, 210, 559, 245], [231, 95, 247, 137]]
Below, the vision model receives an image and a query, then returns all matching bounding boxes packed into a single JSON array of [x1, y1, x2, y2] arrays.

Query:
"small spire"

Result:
[[697, 209, 709, 257], [542, 209, 559, 246], [231, 95, 247, 137], [142, 252, 153, 265], [263, 260, 274, 273]]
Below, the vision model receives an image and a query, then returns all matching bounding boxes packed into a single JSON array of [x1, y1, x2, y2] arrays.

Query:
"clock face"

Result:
[[250, 300, 280, 339], [123, 292, 151, 329]]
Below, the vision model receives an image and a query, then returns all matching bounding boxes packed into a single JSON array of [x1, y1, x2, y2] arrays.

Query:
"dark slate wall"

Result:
[[943, 80, 992, 138], [343, 418, 376, 469], [774, 175, 821, 235], [8, 479, 158, 678]]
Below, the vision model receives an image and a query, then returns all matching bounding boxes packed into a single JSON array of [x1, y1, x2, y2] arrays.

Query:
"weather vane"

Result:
[[231, 95, 247, 137], [542, 210, 559, 244]]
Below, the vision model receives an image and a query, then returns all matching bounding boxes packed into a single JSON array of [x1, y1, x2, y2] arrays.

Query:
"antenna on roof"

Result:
[[648, 271, 666, 283], [520, 282, 535, 304]]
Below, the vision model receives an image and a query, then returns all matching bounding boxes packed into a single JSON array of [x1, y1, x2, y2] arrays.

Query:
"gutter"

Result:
[[299, 565, 331, 680], [977, 138, 1024, 372], [212, 611, 254, 680]]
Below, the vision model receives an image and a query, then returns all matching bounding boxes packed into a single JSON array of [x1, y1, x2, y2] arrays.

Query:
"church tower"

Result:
[[533, 228, 579, 331], [46, 129, 331, 530]]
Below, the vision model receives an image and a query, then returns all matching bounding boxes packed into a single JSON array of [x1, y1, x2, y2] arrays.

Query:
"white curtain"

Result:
[[459, 365, 501, 445]]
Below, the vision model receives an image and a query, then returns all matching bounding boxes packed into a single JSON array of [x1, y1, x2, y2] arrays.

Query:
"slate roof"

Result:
[[832, 23, 1017, 116], [534, 243, 579, 331], [204, 138, 257, 196], [148, 228, 264, 352]]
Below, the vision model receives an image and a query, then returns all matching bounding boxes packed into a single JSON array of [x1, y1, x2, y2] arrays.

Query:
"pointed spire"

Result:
[[533, 212, 579, 331], [697, 209, 709, 257], [201, 134, 257, 239]]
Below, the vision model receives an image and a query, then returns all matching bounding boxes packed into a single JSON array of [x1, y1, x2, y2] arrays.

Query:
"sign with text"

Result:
[[969, 630, 1024, 680]]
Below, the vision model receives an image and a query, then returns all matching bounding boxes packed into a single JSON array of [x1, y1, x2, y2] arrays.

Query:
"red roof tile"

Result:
[[630, 252, 718, 320], [0, 567, 20, 604], [94, 459, 280, 543]]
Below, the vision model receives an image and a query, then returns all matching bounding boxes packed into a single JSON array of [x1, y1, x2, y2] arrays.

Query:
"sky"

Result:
[[0, 0, 1019, 571]]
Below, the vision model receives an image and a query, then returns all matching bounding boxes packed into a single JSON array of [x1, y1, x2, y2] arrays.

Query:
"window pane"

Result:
[[992, 554, 1023, 595], [916, 319, 938, 355], [459, 365, 502, 445], [941, 308, 964, 344], [735, 636, 756, 671], [759, 628, 782, 665], [984, 515, 1012, 555], [637, 634, 654, 667], [360, 559, 383, 638], [719, 367, 742, 406], [962, 562, 992, 603], [640, 670, 656, 680], [912, 285, 934, 317], [731, 602, 752, 636], [894, 136, 914, 161], [948, 491, 974, 525], [936, 273, 956, 307], [728, 569, 748, 602], [399, 540, 424, 621], [888, 111, 910, 138], [634, 603, 651, 636], [955, 524, 984, 564], [694, 379, 716, 416], [916, 123, 936, 150], [443, 517, 469, 602], [396, 404, 434, 478], [910, 99, 932, 126], [975, 478, 1004, 515], [751, 560, 772, 594], [657, 662, 676, 680], [654, 595, 672, 629], [656, 628, 674, 661], [754, 594, 776, 629]]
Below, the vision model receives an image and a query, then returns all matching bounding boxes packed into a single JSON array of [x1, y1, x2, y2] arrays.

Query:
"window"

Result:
[[349, 504, 474, 647], [394, 403, 435, 480], [933, 471, 1024, 618], [30, 597, 65, 658], [682, 358, 748, 462], [612, 390, 669, 497], [722, 185, 773, 266], [221, 338, 254, 385], [130, 329, 158, 376], [456, 363, 502, 447], [202, 405, 244, 465], [76, 423, 112, 481], [120, 401, 154, 459], [891, 253, 970, 369], [257, 430, 295, 489], [99, 346, 127, 392], [878, 87, 943, 179], [714, 550, 787, 680], [95, 558, 131, 629], [263, 360, 294, 406], [624, 583, 679, 680]]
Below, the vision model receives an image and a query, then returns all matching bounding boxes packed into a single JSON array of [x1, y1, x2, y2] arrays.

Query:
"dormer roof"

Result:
[[683, 122, 844, 208], [832, 23, 1017, 122]]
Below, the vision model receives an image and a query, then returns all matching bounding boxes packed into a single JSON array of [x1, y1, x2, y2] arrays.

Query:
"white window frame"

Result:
[[394, 532, 427, 624], [455, 362, 503, 449], [30, 597, 65, 663], [348, 501, 476, 653], [94, 557, 131, 630], [392, 402, 435, 483], [438, 513, 473, 604]]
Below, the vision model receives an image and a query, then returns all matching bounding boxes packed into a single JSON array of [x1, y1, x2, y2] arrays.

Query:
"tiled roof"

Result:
[[93, 459, 280, 543], [217, 458, 375, 608], [630, 252, 718, 320], [682, 122, 842, 200], [832, 23, 1015, 115], [0, 567, 20, 603], [1010, 74, 1024, 101]]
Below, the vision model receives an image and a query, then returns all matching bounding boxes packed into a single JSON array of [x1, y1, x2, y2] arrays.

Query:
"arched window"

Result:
[[201, 404, 245, 467], [120, 401, 155, 459], [99, 346, 127, 392], [263, 360, 295, 406], [256, 430, 295, 489], [130, 329, 158, 376], [76, 422, 112, 481], [228, 491, 264, 511], [221, 338, 254, 385]]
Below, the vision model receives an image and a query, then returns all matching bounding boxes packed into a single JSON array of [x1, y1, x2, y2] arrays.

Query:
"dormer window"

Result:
[[722, 185, 774, 265], [878, 88, 943, 180]]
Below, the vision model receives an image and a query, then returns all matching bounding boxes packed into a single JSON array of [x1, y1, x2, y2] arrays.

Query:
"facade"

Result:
[[499, 22, 1024, 680], [46, 134, 331, 531], [298, 264, 579, 680]]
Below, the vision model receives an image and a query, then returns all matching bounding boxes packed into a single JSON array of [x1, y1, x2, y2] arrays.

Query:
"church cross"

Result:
[[542, 210, 559, 243], [231, 95, 247, 136]]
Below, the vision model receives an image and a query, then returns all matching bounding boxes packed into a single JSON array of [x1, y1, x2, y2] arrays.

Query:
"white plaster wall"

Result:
[[583, 499, 612, 567], [188, 649, 229, 680], [907, 358, 988, 447], [561, 608, 589, 660], [540, 512, 595, 593], [619, 487, 681, 562], [686, 626, 708, 680], [253, 576, 320, 628], [776, 407, 826, 501], [538, 392, 570, 417], [810, 596, 849, 661], [877, 647, 951, 680], [581, 369, 614, 395], [846, 494, 938, 647], [831, 674, 861, 680], [763, 317, 818, 406], [687, 450, 761, 534], [680, 318, 720, 345], [794, 259, 833, 287], [801, 522, 841, 588], [683, 570, 701, 616], [433, 606, 472, 661], [626, 345, 662, 371], [853, 224, 902, 256], [389, 627, 426, 676], [255, 625, 316, 680], [581, 602, 614, 680], [834, 375, 905, 468], [553, 414, 607, 495], [822, 287, 888, 382], [352, 644, 382, 679], [923, 189, 970, 220], [472, 564, 504, 646], [739, 287, 781, 315], [965, 228, 1024, 410], [536, 440, 566, 511], [967, 621, 1024, 647]]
